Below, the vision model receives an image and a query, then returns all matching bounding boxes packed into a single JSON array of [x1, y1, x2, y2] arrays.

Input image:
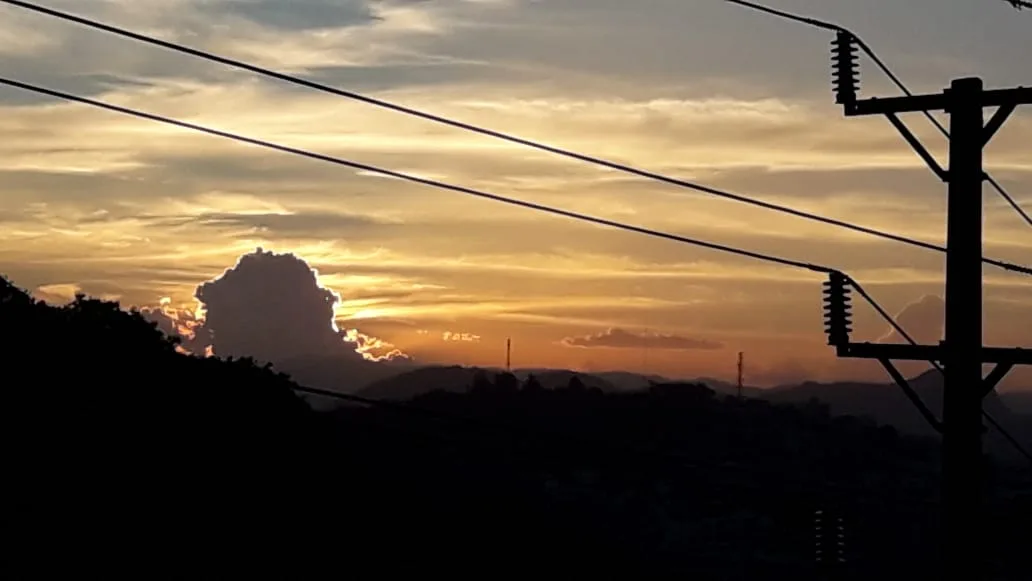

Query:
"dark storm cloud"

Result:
[[561, 328, 723, 351]]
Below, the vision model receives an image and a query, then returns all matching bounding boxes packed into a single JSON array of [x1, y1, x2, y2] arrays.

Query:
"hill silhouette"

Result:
[[356, 364, 484, 399], [4, 275, 1029, 578], [274, 351, 412, 393], [766, 369, 1030, 464], [358, 365, 620, 400], [1001, 391, 1032, 414], [355, 363, 1030, 463], [3, 276, 328, 575]]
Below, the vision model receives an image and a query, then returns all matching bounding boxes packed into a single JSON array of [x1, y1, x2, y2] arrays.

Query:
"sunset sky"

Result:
[[1, 0, 1030, 387]]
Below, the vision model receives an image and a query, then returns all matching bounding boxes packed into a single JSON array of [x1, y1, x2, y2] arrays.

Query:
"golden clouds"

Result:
[[1, 0, 1030, 385]]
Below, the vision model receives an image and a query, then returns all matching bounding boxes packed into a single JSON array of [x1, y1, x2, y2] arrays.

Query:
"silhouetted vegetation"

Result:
[[4, 277, 1029, 578]]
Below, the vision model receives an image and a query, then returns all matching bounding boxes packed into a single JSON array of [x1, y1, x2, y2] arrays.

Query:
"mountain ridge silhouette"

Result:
[[349, 363, 1029, 463]]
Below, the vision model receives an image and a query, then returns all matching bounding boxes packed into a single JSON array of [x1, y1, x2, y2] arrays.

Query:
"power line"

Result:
[[12, 74, 1028, 466], [8, 79, 1027, 476], [2, 0, 1030, 275], [289, 384, 704, 468], [986, 175, 1032, 229], [0, 76, 836, 276], [300, 341, 1031, 467], [728, 0, 1032, 229], [20, 76, 992, 451], [983, 412, 1032, 465], [6, 76, 1029, 464], [846, 276, 1032, 467]]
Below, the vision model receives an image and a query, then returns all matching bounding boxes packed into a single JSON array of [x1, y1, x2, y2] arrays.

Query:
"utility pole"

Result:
[[506, 337, 511, 372], [941, 78, 986, 581], [821, 32, 1032, 578], [726, 3, 1032, 576]]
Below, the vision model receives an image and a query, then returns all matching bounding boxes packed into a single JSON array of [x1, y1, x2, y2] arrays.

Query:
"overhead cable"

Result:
[[0, 76, 837, 276], [728, 0, 1032, 229], [846, 276, 1032, 467], [3, 0, 1029, 273]]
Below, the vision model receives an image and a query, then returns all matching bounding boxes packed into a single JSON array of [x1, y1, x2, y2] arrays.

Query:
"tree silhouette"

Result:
[[495, 371, 520, 393], [3, 275, 1028, 578], [3, 280, 327, 576], [565, 375, 587, 391], [523, 374, 545, 393], [471, 369, 493, 392]]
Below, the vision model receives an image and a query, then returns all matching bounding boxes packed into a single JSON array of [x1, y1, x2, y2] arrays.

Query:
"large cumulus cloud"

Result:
[[145, 247, 410, 391]]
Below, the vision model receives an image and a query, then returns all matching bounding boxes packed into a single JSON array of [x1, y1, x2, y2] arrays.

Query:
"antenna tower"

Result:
[[737, 352, 744, 399]]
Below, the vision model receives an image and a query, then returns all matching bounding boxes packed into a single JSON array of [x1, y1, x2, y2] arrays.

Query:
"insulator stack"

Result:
[[823, 271, 853, 347], [831, 31, 859, 107]]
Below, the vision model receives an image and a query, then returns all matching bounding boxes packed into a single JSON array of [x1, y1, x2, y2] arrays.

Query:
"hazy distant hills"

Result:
[[760, 370, 1031, 464], [1001, 391, 1032, 414], [766, 370, 1022, 431], [355, 366, 482, 400], [356, 366, 620, 399], [349, 364, 1031, 463], [358, 365, 767, 400], [275, 355, 415, 395]]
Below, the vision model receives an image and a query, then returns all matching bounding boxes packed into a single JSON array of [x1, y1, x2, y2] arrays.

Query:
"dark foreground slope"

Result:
[[3, 278, 1029, 579]]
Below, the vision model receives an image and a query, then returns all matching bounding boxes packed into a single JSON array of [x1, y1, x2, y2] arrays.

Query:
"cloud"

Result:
[[192, 247, 408, 362], [138, 247, 410, 369], [33, 283, 82, 304], [561, 328, 723, 351], [205, 0, 381, 31], [139, 296, 210, 354], [443, 331, 481, 343], [342, 327, 409, 361], [182, 211, 398, 239], [1, 0, 1029, 386], [879, 295, 944, 345]]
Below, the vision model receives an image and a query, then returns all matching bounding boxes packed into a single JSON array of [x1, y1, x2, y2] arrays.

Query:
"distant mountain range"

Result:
[[357, 366, 766, 400], [355, 366, 619, 399], [1001, 391, 1032, 414], [275, 354, 1029, 463], [348, 364, 1031, 464]]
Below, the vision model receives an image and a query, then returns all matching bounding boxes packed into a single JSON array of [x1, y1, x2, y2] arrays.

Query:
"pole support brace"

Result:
[[883, 113, 947, 181], [877, 358, 943, 433]]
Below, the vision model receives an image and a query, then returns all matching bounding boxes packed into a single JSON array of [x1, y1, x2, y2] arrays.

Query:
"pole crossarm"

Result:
[[836, 343, 1032, 366], [847, 86, 1032, 116]]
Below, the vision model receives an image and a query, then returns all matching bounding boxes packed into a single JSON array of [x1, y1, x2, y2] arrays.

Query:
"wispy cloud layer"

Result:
[[561, 328, 723, 351], [2, 0, 1030, 387]]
